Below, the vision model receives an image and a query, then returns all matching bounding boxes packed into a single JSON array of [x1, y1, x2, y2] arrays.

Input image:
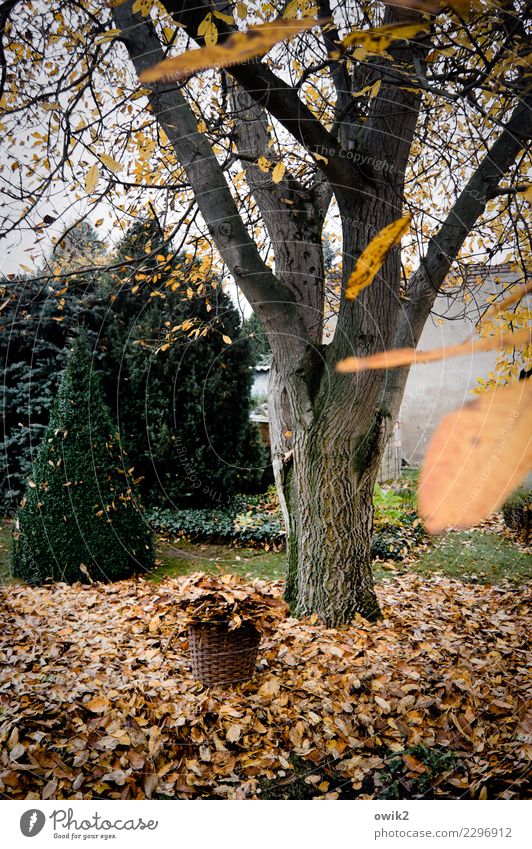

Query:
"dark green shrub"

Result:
[[11, 332, 154, 585], [0, 274, 104, 512], [99, 219, 266, 508], [372, 480, 424, 560], [371, 514, 425, 560], [147, 497, 284, 545], [502, 490, 531, 543]]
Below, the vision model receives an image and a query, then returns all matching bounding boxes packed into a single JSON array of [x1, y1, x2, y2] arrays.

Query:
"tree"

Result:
[[11, 331, 154, 585], [243, 310, 271, 367], [0, 224, 106, 511], [99, 218, 265, 506], [1, 1, 530, 623]]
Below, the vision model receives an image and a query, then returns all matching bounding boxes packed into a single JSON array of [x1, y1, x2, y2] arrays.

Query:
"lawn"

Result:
[[1, 513, 530, 587]]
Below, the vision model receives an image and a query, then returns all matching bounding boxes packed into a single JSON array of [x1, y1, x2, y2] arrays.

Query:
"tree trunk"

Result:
[[270, 356, 390, 627], [281, 396, 387, 626]]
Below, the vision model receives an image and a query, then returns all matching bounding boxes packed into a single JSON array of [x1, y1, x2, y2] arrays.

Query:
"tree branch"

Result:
[[384, 89, 532, 416], [160, 0, 376, 200], [112, 0, 310, 367]]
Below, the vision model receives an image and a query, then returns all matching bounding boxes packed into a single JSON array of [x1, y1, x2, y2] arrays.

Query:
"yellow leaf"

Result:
[[342, 22, 428, 53], [272, 161, 286, 183], [99, 153, 123, 173], [419, 380, 532, 533], [257, 156, 271, 172], [222, 334, 232, 345], [95, 28, 121, 44], [85, 164, 99, 193], [132, 0, 152, 16], [524, 185, 532, 204], [204, 21, 218, 47], [369, 79, 381, 98], [163, 26, 176, 44], [336, 327, 531, 373], [213, 10, 234, 24], [313, 152, 328, 164], [197, 13, 211, 37], [344, 215, 410, 301], [139, 18, 324, 83]]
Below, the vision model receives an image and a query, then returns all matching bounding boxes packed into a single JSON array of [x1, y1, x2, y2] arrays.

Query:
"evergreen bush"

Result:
[[100, 219, 266, 507], [502, 489, 531, 543], [0, 223, 106, 512], [11, 331, 154, 585]]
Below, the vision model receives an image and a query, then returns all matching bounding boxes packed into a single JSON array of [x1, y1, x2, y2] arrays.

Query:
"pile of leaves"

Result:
[[0, 573, 529, 800], [175, 573, 288, 632]]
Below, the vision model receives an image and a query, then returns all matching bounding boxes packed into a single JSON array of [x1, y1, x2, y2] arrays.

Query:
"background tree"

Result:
[[243, 310, 272, 367], [0, 224, 106, 511], [1, 0, 530, 623], [11, 330, 154, 585], [99, 218, 265, 506]]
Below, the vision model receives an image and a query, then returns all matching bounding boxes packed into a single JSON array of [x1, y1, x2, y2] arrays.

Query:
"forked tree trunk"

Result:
[[269, 366, 388, 626], [287, 431, 382, 625], [114, 0, 531, 630]]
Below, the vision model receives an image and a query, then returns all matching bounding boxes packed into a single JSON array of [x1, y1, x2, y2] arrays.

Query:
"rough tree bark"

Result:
[[111, 0, 531, 625]]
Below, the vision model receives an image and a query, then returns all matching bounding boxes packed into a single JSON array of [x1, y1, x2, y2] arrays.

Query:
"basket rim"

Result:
[[188, 618, 259, 630]]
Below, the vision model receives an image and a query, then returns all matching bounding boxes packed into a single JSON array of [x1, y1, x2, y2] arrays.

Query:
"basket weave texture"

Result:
[[188, 621, 261, 686]]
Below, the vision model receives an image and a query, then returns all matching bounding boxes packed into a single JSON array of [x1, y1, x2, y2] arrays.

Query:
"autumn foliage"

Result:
[[0, 572, 529, 799], [11, 332, 154, 585]]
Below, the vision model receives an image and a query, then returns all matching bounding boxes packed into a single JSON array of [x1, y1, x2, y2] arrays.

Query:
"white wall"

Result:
[[399, 269, 519, 463]]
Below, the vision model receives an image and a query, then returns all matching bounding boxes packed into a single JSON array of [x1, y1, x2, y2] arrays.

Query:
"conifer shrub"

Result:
[[502, 489, 531, 543], [11, 332, 154, 585], [100, 219, 266, 507]]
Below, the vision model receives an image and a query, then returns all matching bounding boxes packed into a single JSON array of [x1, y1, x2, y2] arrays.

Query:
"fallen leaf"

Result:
[[258, 676, 280, 699], [85, 696, 110, 714], [226, 724, 242, 743], [402, 754, 427, 774]]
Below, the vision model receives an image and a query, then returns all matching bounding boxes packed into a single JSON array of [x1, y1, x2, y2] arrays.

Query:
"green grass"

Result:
[[415, 529, 531, 584], [1, 498, 530, 588], [150, 539, 286, 582]]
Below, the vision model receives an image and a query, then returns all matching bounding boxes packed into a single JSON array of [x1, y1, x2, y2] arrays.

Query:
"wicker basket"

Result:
[[188, 621, 260, 686]]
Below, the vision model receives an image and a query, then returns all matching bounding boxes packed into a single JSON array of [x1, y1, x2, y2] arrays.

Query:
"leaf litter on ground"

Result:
[[0, 572, 530, 800]]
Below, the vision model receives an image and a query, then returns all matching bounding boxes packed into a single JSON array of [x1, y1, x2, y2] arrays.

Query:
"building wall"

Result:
[[399, 295, 495, 464], [324, 265, 519, 466], [251, 266, 520, 470], [399, 268, 519, 463]]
